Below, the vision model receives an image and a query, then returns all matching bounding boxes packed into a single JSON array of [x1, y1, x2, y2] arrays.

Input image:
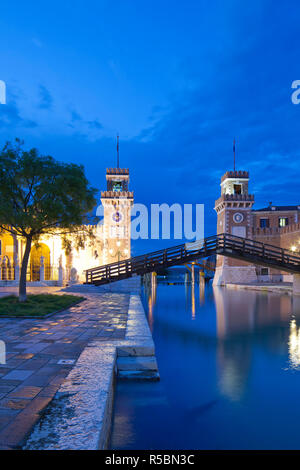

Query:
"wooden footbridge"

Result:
[[85, 233, 300, 286]]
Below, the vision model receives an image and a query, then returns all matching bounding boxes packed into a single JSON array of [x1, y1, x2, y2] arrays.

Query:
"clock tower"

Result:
[[213, 170, 257, 285], [101, 168, 134, 265]]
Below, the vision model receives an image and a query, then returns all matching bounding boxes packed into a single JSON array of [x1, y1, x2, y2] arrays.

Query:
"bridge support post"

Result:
[[293, 274, 300, 295], [213, 264, 257, 286], [191, 264, 195, 284]]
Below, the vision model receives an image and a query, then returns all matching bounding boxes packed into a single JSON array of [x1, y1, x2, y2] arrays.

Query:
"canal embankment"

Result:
[[226, 282, 292, 294], [0, 281, 159, 450], [23, 294, 159, 450]]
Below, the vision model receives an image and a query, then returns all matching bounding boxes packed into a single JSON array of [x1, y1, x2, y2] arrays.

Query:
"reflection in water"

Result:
[[199, 276, 205, 305], [146, 273, 157, 331], [289, 296, 300, 369], [214, 286, 292, 338], [111, 280, 300, 450], [289, 319, 300, 369], [184, 277, 205, 319], [214, 287, 294, 400], [191, 283, 195, 319], [217, 340, 252, 402]]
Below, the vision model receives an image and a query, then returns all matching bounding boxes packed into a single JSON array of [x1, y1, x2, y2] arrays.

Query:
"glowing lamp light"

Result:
[[109, 249, 113, 254], [291, 246, 297, 252], [116, 240, 121, 247], [124, 249, 128, 255]]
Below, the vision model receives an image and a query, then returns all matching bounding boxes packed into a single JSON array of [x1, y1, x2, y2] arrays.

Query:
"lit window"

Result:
[[279, 217, 289, 227]]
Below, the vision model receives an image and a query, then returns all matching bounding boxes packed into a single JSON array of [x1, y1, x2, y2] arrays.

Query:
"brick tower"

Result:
[[101, 168, 134, 265], [213, 170, 257, 285]]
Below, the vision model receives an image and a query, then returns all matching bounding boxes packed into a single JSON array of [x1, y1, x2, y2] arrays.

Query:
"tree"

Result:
[[0, 139, 97, 301]]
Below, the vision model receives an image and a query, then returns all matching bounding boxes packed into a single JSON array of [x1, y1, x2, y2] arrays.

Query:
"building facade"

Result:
[[214, 169, 300, 285], [0, 166, 133, 285]]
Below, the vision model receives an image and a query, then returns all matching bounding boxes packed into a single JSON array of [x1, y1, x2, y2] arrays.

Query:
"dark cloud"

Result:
[[38, 85, 53, 110], [70, 110, 82, 122], [87, 120, 102, 130], [68, 110, 102, 135], [0, 100, 37, 129]]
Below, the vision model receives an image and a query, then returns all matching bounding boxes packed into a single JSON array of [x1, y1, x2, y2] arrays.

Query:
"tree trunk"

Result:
[[19, 236, 32, 302]]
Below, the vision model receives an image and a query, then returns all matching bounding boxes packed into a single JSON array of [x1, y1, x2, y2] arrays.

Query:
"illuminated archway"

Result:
[[30, 243, 51, 281]]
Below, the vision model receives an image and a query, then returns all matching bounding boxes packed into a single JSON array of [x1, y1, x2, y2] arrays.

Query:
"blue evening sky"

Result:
[[0, 0, 300, 254]]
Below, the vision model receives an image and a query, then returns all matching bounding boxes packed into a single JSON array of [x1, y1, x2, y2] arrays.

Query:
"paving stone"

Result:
[[0, 398, 30, 410], [0, 410, 40, 447], [0, 408, 20, 432], [23, 343, 50, 354], [18, 358, 49, 370], [2, 370, 35, 381], [0, 368, 12, 377], [38, 384, 60, 398], [0, 379, 23, 387], [14, 354, 34, 360], [8, 386, 42, 399], [21, 374, 54, 387], [0, 384, 16, 395]]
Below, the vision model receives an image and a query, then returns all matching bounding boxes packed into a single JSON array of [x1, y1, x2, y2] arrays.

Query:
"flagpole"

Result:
[[233, 138, 236, 171], [117, 134, 119, 168]]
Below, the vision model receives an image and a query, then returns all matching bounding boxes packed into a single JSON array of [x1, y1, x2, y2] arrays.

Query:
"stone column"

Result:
[[58, 255, 64, 286], [293, 274, 300, 295], [40, 256, 45, 282], [14, 253, 20, 281]]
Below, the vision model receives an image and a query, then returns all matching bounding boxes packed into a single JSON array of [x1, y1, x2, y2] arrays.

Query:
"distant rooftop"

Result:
[[221, 170, 249, 183], [254, 205, 300, 212]]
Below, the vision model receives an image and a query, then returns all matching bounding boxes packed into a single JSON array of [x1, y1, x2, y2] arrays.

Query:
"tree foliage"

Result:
[[0, 139, 98, 300]]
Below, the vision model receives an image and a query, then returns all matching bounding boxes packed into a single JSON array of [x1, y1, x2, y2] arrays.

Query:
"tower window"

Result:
[[112, 181, 123, 192], [110, 226, 125, 238], [260, 218, 270, 228], [234, 184, 242, 195], [279, 217, 289, 227]]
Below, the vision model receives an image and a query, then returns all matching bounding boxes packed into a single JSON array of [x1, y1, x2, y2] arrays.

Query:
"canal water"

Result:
[[110, 279, 300, 449]]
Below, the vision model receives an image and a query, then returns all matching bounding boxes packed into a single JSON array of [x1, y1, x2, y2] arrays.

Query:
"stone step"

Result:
[[116, 356, 158, 372], [118, 370, 160, 381], [117, 345, 155, 357]]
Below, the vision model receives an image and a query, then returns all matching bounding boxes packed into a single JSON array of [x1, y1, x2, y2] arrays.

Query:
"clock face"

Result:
[[112, 211, 123, 223], [233, 212, 244, 223]]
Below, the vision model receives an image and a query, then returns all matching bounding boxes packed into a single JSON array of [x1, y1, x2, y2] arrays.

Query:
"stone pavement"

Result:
[[0, 287, 130, 449]]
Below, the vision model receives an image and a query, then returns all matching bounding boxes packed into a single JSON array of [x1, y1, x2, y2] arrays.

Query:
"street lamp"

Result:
[[109, 247, 128, 263]]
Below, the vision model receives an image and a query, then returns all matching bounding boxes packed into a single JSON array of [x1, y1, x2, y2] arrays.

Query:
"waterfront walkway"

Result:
[[0, 287, 130, 449]]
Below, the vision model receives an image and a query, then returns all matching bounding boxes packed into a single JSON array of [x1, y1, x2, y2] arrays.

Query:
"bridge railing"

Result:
[[85, 233, 300, 285], [222, 233, 300, 265]]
